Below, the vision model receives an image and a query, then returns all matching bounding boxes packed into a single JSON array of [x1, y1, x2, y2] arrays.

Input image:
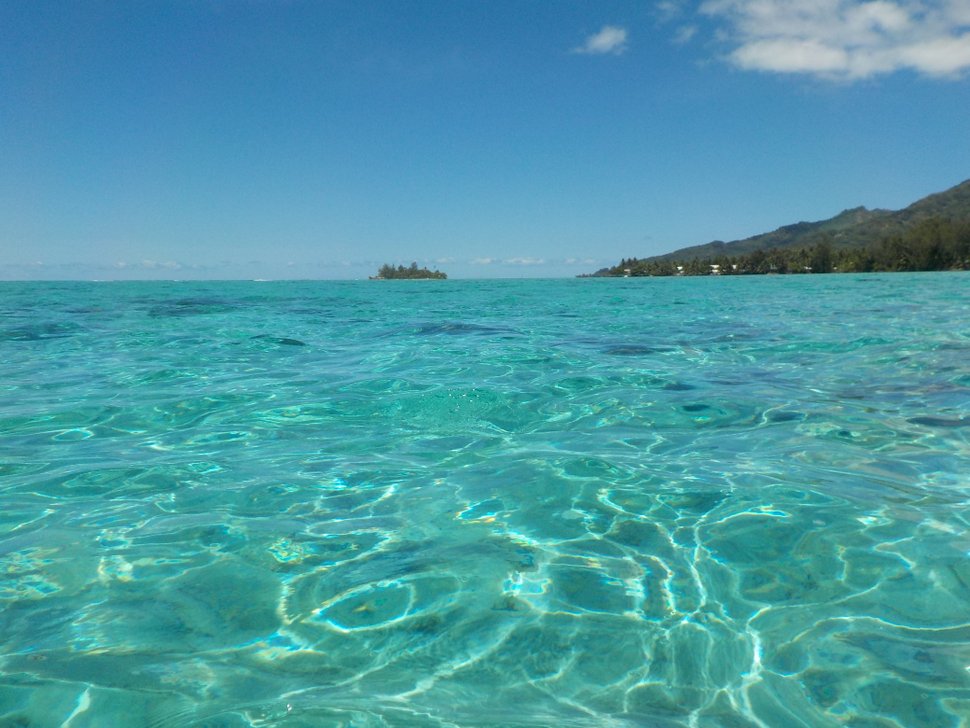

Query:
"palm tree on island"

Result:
[[371, 262, 447, 279]]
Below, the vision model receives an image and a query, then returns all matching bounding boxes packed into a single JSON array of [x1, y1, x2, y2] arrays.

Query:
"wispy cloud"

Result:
[[700, 0, 970, 79], [657, 1, 681, 20], [504, 257, 546, 265], [137, 259, 183, 270], [573, 25, 629, 55], [674, 24, 698, 44], [656, 1, 697, 45]]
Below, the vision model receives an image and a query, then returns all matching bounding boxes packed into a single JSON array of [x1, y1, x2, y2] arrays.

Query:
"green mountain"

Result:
[[610, 178, 970, 268]]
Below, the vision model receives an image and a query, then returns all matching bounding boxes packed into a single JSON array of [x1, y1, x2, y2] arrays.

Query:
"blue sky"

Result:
[[2, 0, 969, 280]]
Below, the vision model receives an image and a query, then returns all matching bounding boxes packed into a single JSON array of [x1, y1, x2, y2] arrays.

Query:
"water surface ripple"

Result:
[[0, 275, 968, 727]]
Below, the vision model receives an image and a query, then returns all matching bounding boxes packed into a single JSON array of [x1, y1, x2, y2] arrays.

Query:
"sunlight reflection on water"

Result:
[[0, 274, 968, 726]]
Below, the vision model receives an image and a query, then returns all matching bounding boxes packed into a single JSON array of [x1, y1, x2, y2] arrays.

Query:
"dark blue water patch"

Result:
[[386, 322, 519, 337], [935, 342, 970, 351], [250, 335, 307, 347], [148, 298, 237, 318], [682, 403, 712, 413], [766, 410, 806, 423], [663, 381, 696, 391], [907, 416, 969, 428], [603, 344, 672, 356], [0, 322, 84, 341]]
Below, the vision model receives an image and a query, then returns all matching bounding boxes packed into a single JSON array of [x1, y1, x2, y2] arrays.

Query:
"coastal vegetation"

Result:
[[591, 178, 970, 276], [595, 218, 970, 276], [373, 262, 447, 280]]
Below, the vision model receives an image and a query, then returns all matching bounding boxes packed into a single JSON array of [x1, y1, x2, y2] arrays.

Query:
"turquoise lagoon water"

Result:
[[0, 274, 968, 727]]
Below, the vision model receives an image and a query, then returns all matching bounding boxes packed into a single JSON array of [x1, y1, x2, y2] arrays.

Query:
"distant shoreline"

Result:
[[588, 216, 970, 277]]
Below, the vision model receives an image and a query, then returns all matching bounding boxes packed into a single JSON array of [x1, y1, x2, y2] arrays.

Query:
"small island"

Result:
[[371, 262, 447, 280]]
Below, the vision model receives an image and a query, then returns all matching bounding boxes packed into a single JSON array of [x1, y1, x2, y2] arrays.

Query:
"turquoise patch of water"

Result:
[[0, 275, 968, 726]]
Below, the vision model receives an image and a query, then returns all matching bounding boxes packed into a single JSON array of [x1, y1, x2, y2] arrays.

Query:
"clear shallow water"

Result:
[[0, 274, 968, 727]]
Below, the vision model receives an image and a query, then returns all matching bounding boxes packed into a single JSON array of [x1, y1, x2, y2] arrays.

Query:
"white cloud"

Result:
[[732, 38, 850, 74], [504, 257, 546, 265], [657, 1, 687, 21], [674, 24, 699, 44], [574, 25, 629, 55], [898, 33, 970, 74], [471, 257, 495, 265], [140, 259, 184, 270], [656, 1, 698, 45], [700, 0, 970, 79]]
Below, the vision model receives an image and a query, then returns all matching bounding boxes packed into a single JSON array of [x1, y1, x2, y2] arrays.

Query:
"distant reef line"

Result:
[[588, 178, 970, 277]]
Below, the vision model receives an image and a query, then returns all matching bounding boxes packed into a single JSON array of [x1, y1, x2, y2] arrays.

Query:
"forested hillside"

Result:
[[592, 179, 970, 276]]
